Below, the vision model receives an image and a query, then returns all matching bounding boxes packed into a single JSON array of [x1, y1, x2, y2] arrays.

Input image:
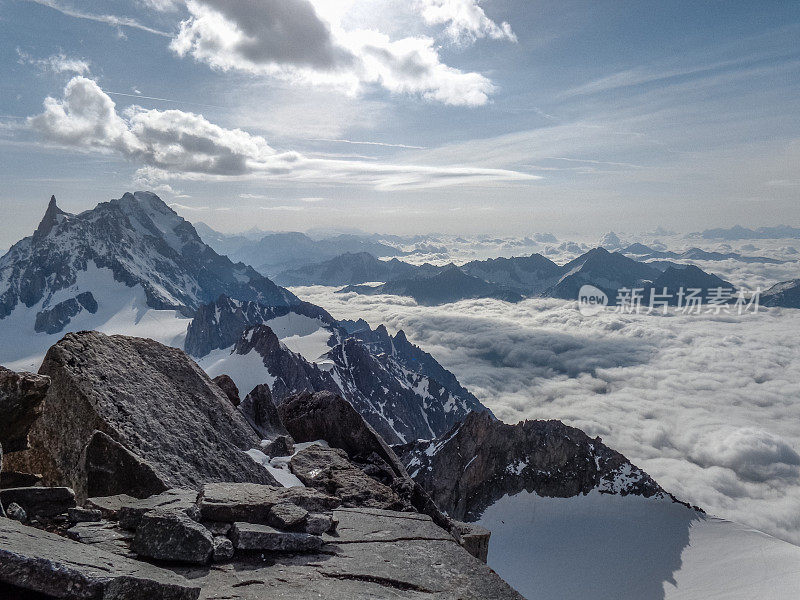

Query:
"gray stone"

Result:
[[212, 536, 234, 563], [268, 503, 308, 530], [290, 445, 407, 511], [66, 520, 135, 557], [279, 391, 408, 478], [118, 488, 200, 530], [0, 516, 200, 599], [199, 482, 340, 523], [133, 510, 213, 565], [83, 430, 169, 500], [68, 507, 102, 523], [212, 374, 240, 407], [305, 513, 335, 535], [86, 494, 139, 519], [0, 487, 75, 519], [239, 383, 289, 440], [4, 331, 278, 501], [261, 434, 294, 458], [203, 521, 232, 536], [230, 522, 323, 553], [0, 471, 42, 489], [0, 366, 50, 453], [451, 520, 491, 563], [323, 508, 452, 544], [6, 503, 26, 523]]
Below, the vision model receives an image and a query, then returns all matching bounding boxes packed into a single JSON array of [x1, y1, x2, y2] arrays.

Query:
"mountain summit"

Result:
[[0, 192, 299, 369]]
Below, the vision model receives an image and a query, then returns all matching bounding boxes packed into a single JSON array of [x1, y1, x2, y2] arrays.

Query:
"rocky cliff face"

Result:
[[0, 192, 298, 330], [5, 331, 277, 500], [190, 296, 490, 444], [396, 411, 691, 522]]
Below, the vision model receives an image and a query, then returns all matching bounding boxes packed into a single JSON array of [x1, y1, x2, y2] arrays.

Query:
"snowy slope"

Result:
[[479, 491, 800, 600], [0, 261, 191, 371]]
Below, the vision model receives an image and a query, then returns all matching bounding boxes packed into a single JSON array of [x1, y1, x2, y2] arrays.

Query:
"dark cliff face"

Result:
[[184, 295, 335, 358], [188, 298, 491, 445], [396, 411, 688, 522], [0, 192, 299, 327], [761, 279, 800, 308]]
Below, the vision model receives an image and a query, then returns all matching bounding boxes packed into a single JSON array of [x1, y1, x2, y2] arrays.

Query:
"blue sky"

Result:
[[1, 0, 799, 248]]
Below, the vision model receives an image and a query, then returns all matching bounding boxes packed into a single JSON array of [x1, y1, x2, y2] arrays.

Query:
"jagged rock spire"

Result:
[[33, 195, 68, 240]]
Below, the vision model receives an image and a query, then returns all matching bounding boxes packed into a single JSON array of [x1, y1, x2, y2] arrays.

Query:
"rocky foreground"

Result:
[[0, 332, 518, 599]]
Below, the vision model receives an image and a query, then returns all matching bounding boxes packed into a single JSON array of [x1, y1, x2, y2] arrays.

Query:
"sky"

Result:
[[1, 0, 799, 248]]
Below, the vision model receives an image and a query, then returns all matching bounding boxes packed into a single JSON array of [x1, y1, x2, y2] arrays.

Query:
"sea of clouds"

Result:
[[294, 285, 800, 546]]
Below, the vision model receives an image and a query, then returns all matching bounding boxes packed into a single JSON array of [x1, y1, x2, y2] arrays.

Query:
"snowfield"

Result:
[[0, 262, 191, 372], [479, 491, 800, 600]]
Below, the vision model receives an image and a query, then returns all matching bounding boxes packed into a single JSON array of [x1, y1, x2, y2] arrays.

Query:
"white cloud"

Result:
[[292, 284, 800, 546], [29, 77, 536, 189], [24, 0, 171, 37], [169, 0, 496, 105], [139, 0, 181, 12], [415, 0, 516, 45], [17, 50, 91, 75]]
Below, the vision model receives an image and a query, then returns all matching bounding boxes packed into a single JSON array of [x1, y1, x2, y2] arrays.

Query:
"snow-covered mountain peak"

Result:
[[0, 192, 299, 369]]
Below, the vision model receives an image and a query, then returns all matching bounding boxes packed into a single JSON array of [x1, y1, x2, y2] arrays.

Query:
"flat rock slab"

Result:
[[118, 488, 200, 530], [0, 517, 200, 600], [230, 523, 323, 553], [168, 509, 522, 599], [324, 508, 453, 544], [87, 493, 139, 519], [199, 483, 339, 523], [0, 487, 76, 518], [66, 520, 135, 558]]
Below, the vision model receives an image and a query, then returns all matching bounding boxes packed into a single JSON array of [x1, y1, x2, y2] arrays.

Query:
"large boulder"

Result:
[[278, 391, 407, 478], [212, 374, 240, 407], [229, 522, 323, 553], [5, 332, 278, 500], [0, 487, 76, 519], [290, 445, 407, 511], [133, 510, 214, 565]]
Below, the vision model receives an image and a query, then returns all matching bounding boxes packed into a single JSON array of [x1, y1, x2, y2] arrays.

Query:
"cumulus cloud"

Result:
[[416, 0, 517, 44], [170, 0, 496, 105], [292, 284, 800, 545], [29, 76, 536, 189]]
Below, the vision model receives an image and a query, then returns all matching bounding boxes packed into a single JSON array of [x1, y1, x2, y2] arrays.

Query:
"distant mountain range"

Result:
[[277, 247, 736, 306], [195, 223, 405, 276], [699, 225, 800, 240], [340, 266, 524, 305], [621, 243, 785, 264]]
